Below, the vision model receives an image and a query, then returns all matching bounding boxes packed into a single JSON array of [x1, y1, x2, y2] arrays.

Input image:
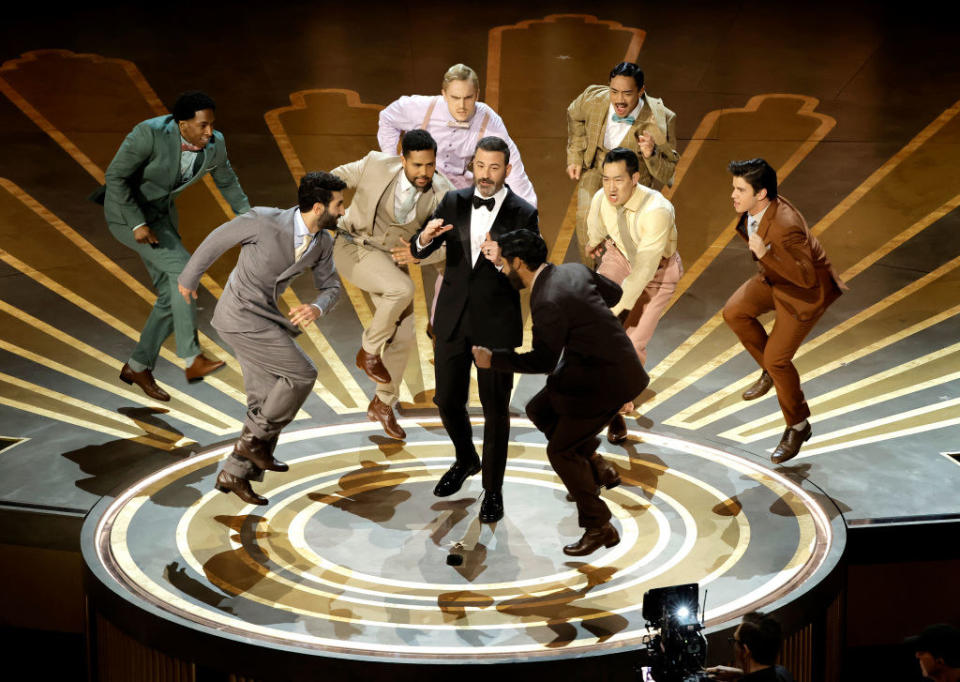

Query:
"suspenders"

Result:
[[419, 96, 490, 174]]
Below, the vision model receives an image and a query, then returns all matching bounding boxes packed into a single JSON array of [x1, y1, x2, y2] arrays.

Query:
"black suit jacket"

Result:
[[411, 186, 539, 347], [491, 263, 649, 416]]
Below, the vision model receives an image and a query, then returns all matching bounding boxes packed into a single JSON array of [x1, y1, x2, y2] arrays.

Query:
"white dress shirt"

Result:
[[469, 185, 508, 265], [603, 99, 644, 150]]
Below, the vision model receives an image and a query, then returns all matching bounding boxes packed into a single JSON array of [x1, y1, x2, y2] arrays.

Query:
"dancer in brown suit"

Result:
[[722, 159, 845, 464]]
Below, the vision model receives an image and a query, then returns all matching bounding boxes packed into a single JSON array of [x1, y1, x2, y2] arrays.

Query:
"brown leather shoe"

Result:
[[356, 348, 391, 383], [563, 522, 620, 556], [742, 370, 773, 401], [590, 453, 621, 489], [367, 396, 406, 440], [215, 470, 268, 505], [771, 423, 812, 464], [233, 426, 289, 472], [120, 363, 171, 401], [606, 414, 628, 444], [185, 353, 226, 382]]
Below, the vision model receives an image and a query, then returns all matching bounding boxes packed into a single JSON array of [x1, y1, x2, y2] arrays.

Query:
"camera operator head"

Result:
[[733, 612, 782, 675], [906, 624, 960, 681]]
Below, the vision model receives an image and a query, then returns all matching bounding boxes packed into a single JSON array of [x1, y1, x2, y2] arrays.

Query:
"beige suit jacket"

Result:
[[331, 151, 454, 264], [566, 85, 680, 189]]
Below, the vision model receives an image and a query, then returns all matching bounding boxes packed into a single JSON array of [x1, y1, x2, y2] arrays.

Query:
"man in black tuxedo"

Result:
[[473, 230, 649, 555], [411, 136, 539, 523]]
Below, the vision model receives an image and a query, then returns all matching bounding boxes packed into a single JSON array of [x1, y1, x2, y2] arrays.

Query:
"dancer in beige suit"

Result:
[[567, 62, 679, 264], [587, 148, 682, 444], [331, 130, 454, 439]]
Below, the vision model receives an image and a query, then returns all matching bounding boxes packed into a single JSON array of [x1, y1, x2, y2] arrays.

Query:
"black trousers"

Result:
[[526, 387, 619, 529], [433, 330, 514, 492]]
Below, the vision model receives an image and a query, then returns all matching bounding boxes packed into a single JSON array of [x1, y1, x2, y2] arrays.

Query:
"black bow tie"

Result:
[[472, 195, 495, 211]]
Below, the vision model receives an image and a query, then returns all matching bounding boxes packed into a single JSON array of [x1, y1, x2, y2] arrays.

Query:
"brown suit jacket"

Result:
[[566, 85, 680, 189], [737, 197, 845, 320]]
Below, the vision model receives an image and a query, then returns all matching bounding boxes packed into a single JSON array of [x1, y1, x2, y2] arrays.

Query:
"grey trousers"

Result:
[[218, 325, 317, 481]]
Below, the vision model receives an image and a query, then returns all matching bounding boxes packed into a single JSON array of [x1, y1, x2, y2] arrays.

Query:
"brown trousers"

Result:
[[722, 275, 825, 426]]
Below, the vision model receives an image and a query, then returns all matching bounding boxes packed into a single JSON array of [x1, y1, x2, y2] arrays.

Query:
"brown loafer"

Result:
[[120, 363, 171, 401], [367, 396, 406, 440], [356, 348, 391, 383], [185, 353, 226, 382], [563, 522, 620, 556], [606, 414, 628, 444], [215, 470, 268, 505], [233, 426, 289, 472], [771, 423, 812, 464], [589, 453, 621, 489], [742, 370, 773, 401]]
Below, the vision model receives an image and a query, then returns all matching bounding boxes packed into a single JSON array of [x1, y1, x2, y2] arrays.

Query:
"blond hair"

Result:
[[442, 64, 479, 92]]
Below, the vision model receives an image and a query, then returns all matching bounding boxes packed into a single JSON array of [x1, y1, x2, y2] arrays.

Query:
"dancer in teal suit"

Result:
[[103, 91, 250, 401]]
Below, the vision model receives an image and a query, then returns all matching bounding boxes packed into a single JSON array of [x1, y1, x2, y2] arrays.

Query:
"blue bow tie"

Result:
[[612, 113, 636, 124]]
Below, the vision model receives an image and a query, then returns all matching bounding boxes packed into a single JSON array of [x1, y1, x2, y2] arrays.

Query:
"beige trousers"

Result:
[[333, 239, 416, 406], [597, 243, 683, 366]]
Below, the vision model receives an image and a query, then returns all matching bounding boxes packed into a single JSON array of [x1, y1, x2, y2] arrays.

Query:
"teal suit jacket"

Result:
[[104, 115, 250, 230]]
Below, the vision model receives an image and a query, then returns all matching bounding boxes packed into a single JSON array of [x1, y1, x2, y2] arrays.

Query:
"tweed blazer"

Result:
[[736, 197, 845, 321], [331, 151, 454, 265], [104, 115, 249, 229], [566, 85, 680, 189], [178, 207, 340, 336]]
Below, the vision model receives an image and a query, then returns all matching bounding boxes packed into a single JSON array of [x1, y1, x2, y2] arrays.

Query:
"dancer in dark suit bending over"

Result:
[[472, 230, 649, 555]]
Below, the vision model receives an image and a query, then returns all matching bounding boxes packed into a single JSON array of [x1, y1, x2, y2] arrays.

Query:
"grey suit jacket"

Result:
[[178, 207, 339, 335], [104, 115, 250, 229]]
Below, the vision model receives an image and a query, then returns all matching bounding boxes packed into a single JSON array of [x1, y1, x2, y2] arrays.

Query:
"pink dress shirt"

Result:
[[377, 94, 538, 207]]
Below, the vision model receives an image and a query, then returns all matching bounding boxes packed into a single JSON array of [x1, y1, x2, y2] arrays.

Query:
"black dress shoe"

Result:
[[742, 370, 773, 401], [215, 470, 268, 505], [433, 460, 482, 497], [563, 522, 620, 556], [771, 423, 812, 464], [233, 426, 289, 472], [606, 414, 628, 444], [589, 453, 621, 489], [479, 490, 504, 523]]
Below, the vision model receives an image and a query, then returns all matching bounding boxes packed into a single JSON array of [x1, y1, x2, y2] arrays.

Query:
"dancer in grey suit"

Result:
[[178, 172, 346, 504]]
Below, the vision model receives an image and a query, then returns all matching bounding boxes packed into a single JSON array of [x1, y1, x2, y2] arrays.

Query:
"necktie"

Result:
[[473, 196, 495, 211], [397, 186, 418, 223], [616, 206, 637, 262], [181, 142, 202, 152], [612, 113, 636, 124], [446, 120, 470, 129], [294, 234, 313, 262], [748, 218, 759, 236]]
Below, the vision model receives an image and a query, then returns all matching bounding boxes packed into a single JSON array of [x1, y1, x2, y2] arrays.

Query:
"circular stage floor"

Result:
[[85, 418, 837, 666]]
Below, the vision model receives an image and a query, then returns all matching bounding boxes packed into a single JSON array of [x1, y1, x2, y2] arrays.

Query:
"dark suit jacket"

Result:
[[736, 196, 845, 321], [411, 186, 538, 347], [490, 263, 649, 416]]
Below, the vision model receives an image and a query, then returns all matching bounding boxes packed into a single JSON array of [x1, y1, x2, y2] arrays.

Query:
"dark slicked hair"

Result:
[[475, 136, 510, 166], [499, 229, 547, 269], [603, 147, 640, 176], [728, 158, 778, 199], [402, 129, 437, 156], [609, 62, 644, 90], [172, 91, 216, 122], [298, 171, 347, 213], [739, 611, 783, 666]]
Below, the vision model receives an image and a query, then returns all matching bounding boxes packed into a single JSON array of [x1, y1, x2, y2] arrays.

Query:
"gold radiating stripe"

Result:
[[719, 342, 960, 443], [278, 289, 368, 413], [668, 254, 960, 428], [0, 372, 189, 449]]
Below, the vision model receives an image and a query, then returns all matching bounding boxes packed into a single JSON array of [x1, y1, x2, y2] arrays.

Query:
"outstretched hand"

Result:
[[472, 345, 492, 369], [419, 218, 454, 245], [391, 237, 420, 265], [289, 304, 322, 327]]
